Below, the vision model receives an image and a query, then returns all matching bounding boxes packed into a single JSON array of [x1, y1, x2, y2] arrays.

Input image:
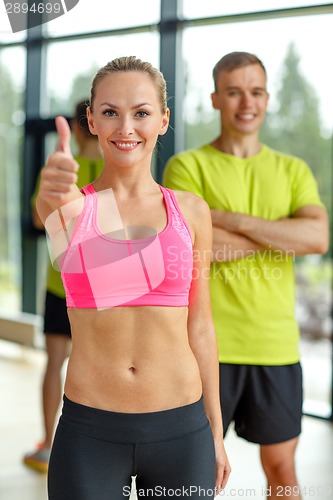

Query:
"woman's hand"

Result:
[[37, 116, 82, 224], [215, 438, 231, 495], [38, 116, 79, 204]]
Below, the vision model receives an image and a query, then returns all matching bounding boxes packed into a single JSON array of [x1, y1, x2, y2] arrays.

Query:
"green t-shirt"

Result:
[[163, 144, 323, 365], [31, 155, 104, 298]]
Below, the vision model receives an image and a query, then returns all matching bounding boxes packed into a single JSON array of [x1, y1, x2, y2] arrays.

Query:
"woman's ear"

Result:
[[159, 108, 170, 136], [86, 107, 98, 136]]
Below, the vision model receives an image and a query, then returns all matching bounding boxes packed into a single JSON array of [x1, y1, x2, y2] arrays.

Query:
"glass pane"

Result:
[[0, 0, 160, 40], [182, 13, 333, 417], [183, 0, 333, 19], [43, 32, 159, 116], [44, 0, 160, 37], [0, 47, 26, 313]]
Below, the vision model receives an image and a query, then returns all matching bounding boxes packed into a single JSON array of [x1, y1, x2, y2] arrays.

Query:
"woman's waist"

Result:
[[65, 351, 202, 413], [59, 394, 208, 443]]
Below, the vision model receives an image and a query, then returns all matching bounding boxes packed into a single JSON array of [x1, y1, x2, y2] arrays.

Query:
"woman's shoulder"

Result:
[[169, 189, 211, 234], [171, 189, 209, 214]]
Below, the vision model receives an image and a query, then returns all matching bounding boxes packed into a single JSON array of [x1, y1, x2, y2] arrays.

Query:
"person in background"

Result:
[[24, 100, 104, 473], [163, 51, 328, 499], [36, 56, 230, 498]]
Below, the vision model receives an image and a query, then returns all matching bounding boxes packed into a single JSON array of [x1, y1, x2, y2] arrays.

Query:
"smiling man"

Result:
[[163, 52, 328, 499]]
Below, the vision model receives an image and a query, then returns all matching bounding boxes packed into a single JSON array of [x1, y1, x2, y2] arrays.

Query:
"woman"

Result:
[[37, 56, 231, 499]]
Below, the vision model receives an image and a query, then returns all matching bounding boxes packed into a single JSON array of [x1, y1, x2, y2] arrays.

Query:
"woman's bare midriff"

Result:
[[65, 306, 202, 413]]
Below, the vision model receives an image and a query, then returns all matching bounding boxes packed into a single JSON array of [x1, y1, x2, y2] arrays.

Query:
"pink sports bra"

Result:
[[60, 184, 193, 309]]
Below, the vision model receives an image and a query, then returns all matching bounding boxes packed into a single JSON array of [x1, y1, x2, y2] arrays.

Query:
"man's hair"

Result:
[[213, 52, 267, 91], [74, 99, 95, 138]]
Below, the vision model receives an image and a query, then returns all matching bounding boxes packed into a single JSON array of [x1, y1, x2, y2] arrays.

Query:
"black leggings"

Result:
[[48, 395, 216, 500]]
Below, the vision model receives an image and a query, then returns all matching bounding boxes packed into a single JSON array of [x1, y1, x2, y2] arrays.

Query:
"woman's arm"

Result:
[[175, 191, 231, 493]]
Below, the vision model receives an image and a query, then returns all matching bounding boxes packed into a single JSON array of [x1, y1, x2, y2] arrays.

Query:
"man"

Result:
[[24, 100, 104, 473], [163, 52, 328, 498]]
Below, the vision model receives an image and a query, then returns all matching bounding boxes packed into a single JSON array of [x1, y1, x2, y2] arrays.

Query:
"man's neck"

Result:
[[210, 134, 262, 159]]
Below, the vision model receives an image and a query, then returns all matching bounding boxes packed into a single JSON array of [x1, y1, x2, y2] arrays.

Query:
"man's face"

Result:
[[211, 63, 269, 138]]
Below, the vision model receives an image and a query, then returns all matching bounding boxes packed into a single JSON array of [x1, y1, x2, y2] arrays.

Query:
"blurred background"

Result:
[[0, 1, 332, 497], [1, 0, 331, 418]]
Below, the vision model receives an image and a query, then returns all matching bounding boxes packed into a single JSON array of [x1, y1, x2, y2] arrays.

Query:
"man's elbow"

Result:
[[314, 237, 329, 255], [310, 227, 329, 255], [309, 216, 329, 255]]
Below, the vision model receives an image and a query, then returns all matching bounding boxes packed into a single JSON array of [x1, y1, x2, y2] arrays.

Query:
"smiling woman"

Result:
[[86, 60, 169, 169], [35, 56, 231, 500]]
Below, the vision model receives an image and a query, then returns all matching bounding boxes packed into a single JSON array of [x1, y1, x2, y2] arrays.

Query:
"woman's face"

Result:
[[87, 71, 169, 168]]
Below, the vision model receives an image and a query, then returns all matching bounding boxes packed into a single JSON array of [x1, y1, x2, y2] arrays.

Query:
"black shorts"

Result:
[[43, 291, 71, 337], [219, 363, 303, 445], [48, 396, 216, 499]]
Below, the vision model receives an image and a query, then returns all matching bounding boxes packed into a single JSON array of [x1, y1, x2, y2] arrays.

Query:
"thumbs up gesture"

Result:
[[55, 115, 73, 156], [38, 116, 80, 204], [36, 116, 82, 223]]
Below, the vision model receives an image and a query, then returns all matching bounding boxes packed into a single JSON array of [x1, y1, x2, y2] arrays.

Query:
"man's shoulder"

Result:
[[163, 146, 211, 194], [167, 144, 212, 165], [262, 145, 306, 166]]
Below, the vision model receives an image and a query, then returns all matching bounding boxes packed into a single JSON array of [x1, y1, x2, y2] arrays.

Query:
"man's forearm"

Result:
[[239, 215, 328, 255], [211, 207, 328, 256], [212, 227, 265, 262]]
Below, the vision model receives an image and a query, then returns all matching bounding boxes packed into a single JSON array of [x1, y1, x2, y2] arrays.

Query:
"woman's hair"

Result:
[[74, 99, 95, 138], [213, 51, 267, 91], [90, 56, 167, 113]]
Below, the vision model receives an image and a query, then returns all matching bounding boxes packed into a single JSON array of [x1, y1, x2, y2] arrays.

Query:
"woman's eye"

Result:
[[136, 111, 149, 117], [103, 110, 116, 117]]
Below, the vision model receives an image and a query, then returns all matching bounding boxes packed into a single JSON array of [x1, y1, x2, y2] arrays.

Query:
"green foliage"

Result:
[[260, 43, 331, 219], [0, 60, 22, 122], [0, 56, 24, 268]]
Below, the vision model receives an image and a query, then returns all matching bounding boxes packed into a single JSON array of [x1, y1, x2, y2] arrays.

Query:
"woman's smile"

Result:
[[111, 140, 142, 151]]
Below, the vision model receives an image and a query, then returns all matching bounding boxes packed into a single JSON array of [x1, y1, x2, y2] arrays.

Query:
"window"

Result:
[[43, 32, 160, 116], [0, 47, 26, 312], [183, 0, 333, 19], [44, 0, 161, 37]]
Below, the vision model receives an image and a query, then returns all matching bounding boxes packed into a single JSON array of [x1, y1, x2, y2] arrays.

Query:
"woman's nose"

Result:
[[117, 117, 134, 135]]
